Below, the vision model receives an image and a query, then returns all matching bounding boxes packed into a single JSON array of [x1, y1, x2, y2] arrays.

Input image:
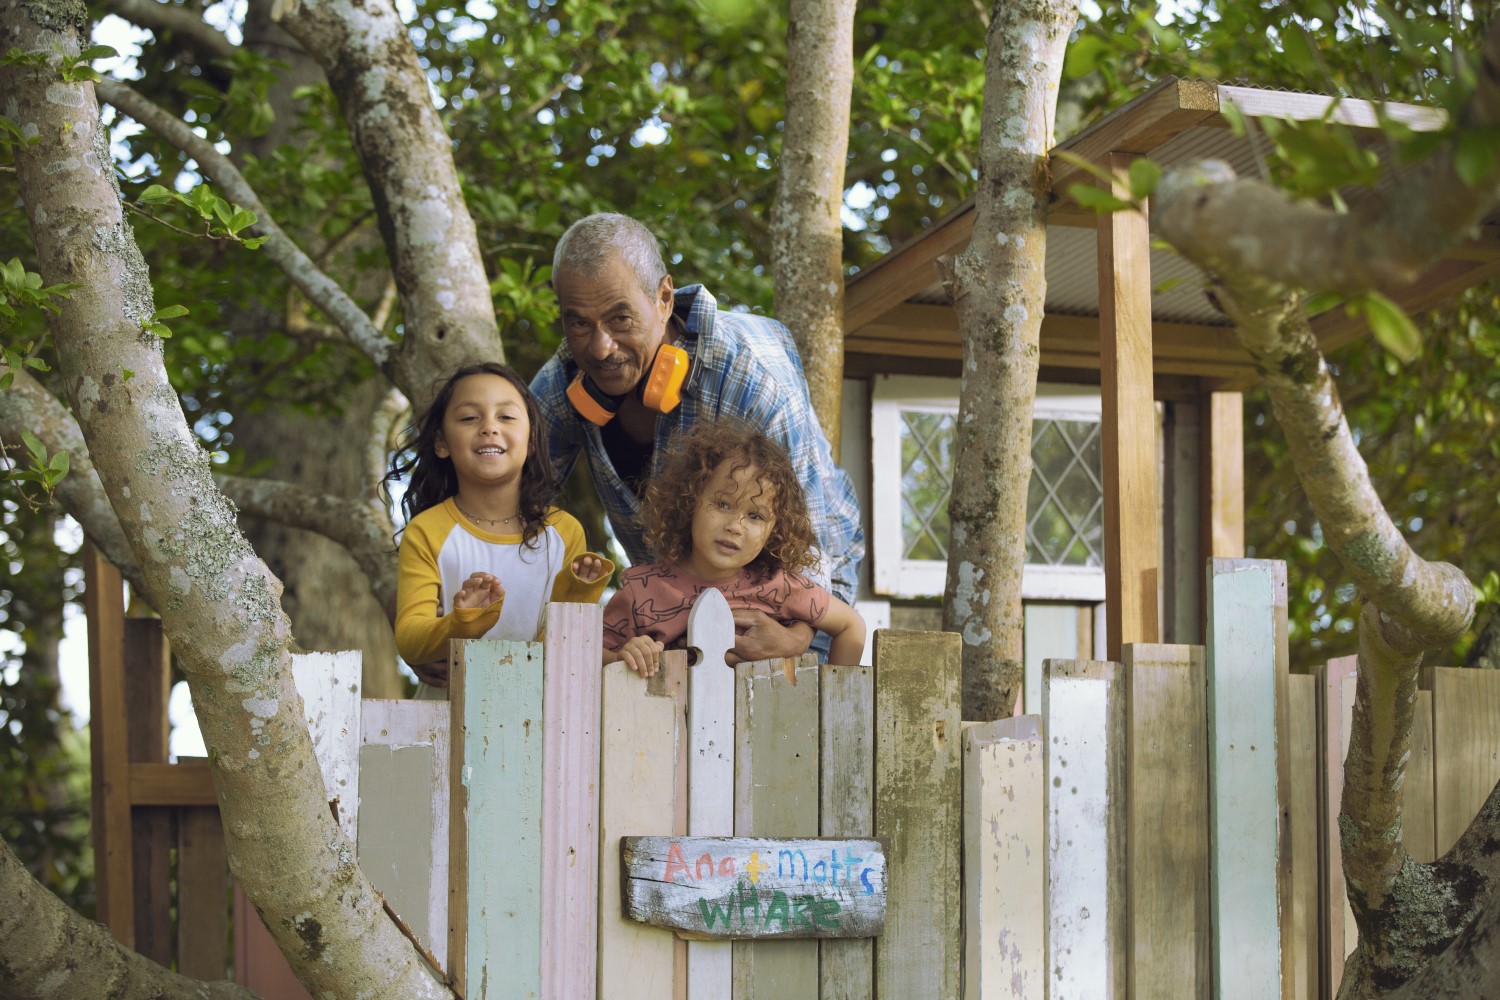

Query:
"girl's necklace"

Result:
[[457, 504, 517, 529]]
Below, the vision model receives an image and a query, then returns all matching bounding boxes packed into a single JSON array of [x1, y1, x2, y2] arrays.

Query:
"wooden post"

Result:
[[1287, 673, 1320, 1000], [963, 715, 1045, 1000], [1123, 643, 1209, 997], [733, 658, 820, 995], [1044, 658, 1127, 998], [599, 655, 685, 1000], [686, 590, 736, 997], [448, 639, 545, 999], [1200, 392, 1245, 561], [1098, 150, 1161, 660], [875, 629, 963, 1000], [358, 699, 451, 969], [176, 797, 228, 979], [1206, 560, 1288, 1000], [541, 603, 603, 999], [1317, 655, 1357, 994], [1162, 400, 1203, 646], [125, 618, 172, 966], [819, 664, 875, 999], [83, 542, 133, 945]]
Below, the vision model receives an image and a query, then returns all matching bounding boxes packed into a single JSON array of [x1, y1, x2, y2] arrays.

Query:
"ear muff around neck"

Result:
[[567, 343, 690, 426]]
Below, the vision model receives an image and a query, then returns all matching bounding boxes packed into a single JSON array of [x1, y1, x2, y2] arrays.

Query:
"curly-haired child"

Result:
[[602, 422, 865, 675]]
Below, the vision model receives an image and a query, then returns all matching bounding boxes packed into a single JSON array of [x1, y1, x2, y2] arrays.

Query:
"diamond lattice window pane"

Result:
[[900, 411, 955, 561], [1031, 422, 1073, 485], [1055, 458, 1099, 527], [1029, 499, 1073, 564]]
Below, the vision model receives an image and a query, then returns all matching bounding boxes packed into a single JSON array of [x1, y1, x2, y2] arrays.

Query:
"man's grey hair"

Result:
[[553, 213, 669, 297]]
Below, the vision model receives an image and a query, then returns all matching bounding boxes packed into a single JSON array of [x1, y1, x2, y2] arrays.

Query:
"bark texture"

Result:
[[770, 0, 855, 453], [1151, 22, 1500, 990], [0, 3, 446, 994], [275, 0, 503, 412], [0, 838, 253, 1000], [936, 0, 1079, 720]]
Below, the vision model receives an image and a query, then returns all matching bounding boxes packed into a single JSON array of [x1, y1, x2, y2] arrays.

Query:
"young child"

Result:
[[391, 362, 612, 687], [603, 422, 865, 676]]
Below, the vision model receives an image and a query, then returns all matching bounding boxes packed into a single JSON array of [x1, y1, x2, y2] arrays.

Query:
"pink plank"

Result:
[[542, 602, 604, 999]]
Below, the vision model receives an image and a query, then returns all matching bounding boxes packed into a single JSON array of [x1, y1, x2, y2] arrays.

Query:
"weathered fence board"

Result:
[[1206, 561, 1283, 1000], [1406, 689, 1437, 864], [733, 659, 820, 994], [1044, 658, 1126, 1000], [963, 715, 1045, 1000], [686, 589, 736, 996], [1318, 654, 1357, 992], [290, 650, 363, 844], [621, 836, 886, 939], [1287, 673, 1319, 1000], [449, 639, 544, 999], [875, 629, 962, 1000], [542, 603, 604, 1000], [1428, 665, 1500, 856], [126, 618, 172, 966], [819, 663, 875, 1000], [1123, 643, 1209, 998], [84, 545, 134, 945], [176, 798, 227, 980], [358, 699, 449, 968], [598, 658, 683, 1000]]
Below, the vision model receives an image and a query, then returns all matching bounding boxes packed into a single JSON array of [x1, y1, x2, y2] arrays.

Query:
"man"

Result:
[[531, 212, 863, 661]]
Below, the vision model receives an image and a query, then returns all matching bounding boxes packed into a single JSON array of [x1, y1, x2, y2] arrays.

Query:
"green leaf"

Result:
[[23, 356, 49, 372], [145, 321, 173, 339], [48, 450, 69, 476], [1128, 158, 1161, 201], [151, 304, 190, 321], [1068, 184, 1134, 215], [226, 208, 257, 234], [1362, 292, 1422, 364], [139, 184, 176, 205], [79, 44, 118, 61], [1455, 129, 1500, 189], [20, 429, 44, 460]]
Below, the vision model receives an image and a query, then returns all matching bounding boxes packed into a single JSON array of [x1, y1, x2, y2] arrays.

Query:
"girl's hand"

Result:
[[453, 572, 505, 610], [572, 553, 608, 583], [619, 635, 664, 677]]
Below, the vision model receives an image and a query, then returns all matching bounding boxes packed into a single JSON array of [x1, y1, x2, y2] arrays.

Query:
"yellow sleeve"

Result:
[[395, 510, 504, 664], [547, 508, 615, 606]]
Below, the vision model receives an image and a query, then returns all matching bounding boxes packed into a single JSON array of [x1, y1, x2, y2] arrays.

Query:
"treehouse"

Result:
[[837, 76, 1496, 709]]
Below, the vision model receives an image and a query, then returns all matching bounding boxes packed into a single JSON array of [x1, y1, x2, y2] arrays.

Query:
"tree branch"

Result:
[[94, 79, 394, 370], [96, 0, 237, 65], [1153, 19, 1500, 297], [0, 836, 254, 1000], [219, 474, 397, 618]]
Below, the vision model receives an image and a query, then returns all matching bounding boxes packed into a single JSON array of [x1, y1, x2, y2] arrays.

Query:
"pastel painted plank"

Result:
[[1286, 673, 1318, 1000], [685, 589, 736, 997], [1316, 655, 1357, 991], [875, 629, 962, 1000], [1122, 643, 1209, 998], [963, 715, 1045, 1000], [599, 659, 682, 1000], [732, 658, 820, 995], [291, 649, 364, 843], [1206, 561, 1282, 1000], [358, 699, 450, 970], [1044, 658, 1126, 999], [542, 603, 604, 999], [819, 664, 875, 1000], [622, 836, 886, 939], [448, 639, 545, 999]]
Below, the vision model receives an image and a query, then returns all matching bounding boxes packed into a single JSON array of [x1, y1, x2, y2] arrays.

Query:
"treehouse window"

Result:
[[870, 376, 1108, 601]]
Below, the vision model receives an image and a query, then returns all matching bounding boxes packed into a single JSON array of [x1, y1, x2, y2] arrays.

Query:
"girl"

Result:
[[391, 362, 611, 687], [603, 422, 865, 676]]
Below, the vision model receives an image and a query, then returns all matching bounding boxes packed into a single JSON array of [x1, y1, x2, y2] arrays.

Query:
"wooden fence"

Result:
[[84, 549, 1500, 998]]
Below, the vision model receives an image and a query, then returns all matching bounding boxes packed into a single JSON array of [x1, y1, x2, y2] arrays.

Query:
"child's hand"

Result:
[[618, 635, 664, 677], [572, 553, 608, 583], [453, 572, 505, 610]]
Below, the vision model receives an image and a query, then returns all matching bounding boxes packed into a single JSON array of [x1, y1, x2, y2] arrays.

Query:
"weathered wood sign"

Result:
[[621, 836, 887, 940]]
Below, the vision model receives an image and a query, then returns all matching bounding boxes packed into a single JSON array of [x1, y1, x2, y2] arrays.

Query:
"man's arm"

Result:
[[728, 611, 815, 664]]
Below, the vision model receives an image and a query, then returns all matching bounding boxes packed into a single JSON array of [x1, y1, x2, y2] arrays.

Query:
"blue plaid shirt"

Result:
[[532, 283, 864, 603]]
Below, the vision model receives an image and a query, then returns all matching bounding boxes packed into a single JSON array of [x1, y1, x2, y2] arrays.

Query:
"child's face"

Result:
[[434, 373, 530, 494], [682, 457, 777, 581]]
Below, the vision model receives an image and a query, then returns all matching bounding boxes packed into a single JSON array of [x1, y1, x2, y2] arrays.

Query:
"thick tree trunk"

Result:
[[937, 0, 1079, 720], [0, 4, 446, 993], [770, 0, 855, 454]]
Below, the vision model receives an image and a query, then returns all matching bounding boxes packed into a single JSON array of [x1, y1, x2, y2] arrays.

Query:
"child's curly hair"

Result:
[[641, 421, 819, 576]]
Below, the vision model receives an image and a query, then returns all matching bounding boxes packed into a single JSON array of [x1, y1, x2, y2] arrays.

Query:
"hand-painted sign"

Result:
[[620, 836, 887, 940]]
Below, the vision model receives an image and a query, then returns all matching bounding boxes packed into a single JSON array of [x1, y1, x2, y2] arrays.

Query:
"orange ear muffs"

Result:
[[567, 343, 690, 426]]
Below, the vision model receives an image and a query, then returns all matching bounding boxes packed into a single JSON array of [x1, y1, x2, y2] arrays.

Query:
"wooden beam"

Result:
[[128, 762, 217, 806], [126, 618, 172, 966], [85, 543, 134, 946], [1099, 152, 1161, 659], [1212, 84, 1447, 132], [842, 198, 976, 334]]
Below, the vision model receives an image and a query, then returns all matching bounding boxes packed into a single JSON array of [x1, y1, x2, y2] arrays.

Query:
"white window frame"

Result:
[[870, 375, 1107, 602]]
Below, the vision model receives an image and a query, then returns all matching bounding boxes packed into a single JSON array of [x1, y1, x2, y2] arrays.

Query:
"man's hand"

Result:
[[413, 659, 449, 688], [727, 611, 814, 665], [572, 553, 608, 583], [453, 572, 504, 610]]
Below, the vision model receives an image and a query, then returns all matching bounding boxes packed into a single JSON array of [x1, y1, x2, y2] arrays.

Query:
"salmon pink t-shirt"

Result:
[[602, 563, 830, 652]]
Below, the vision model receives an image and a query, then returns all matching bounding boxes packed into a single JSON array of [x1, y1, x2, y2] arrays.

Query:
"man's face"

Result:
[[556, 256, 674, 398]]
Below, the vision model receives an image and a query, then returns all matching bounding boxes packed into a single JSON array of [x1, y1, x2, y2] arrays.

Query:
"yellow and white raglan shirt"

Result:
[[395, 498, 613, 665]]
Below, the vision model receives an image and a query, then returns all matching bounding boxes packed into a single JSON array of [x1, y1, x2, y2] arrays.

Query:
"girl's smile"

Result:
[[682, 458, 777, 581], [435, 373, 530, 503]]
